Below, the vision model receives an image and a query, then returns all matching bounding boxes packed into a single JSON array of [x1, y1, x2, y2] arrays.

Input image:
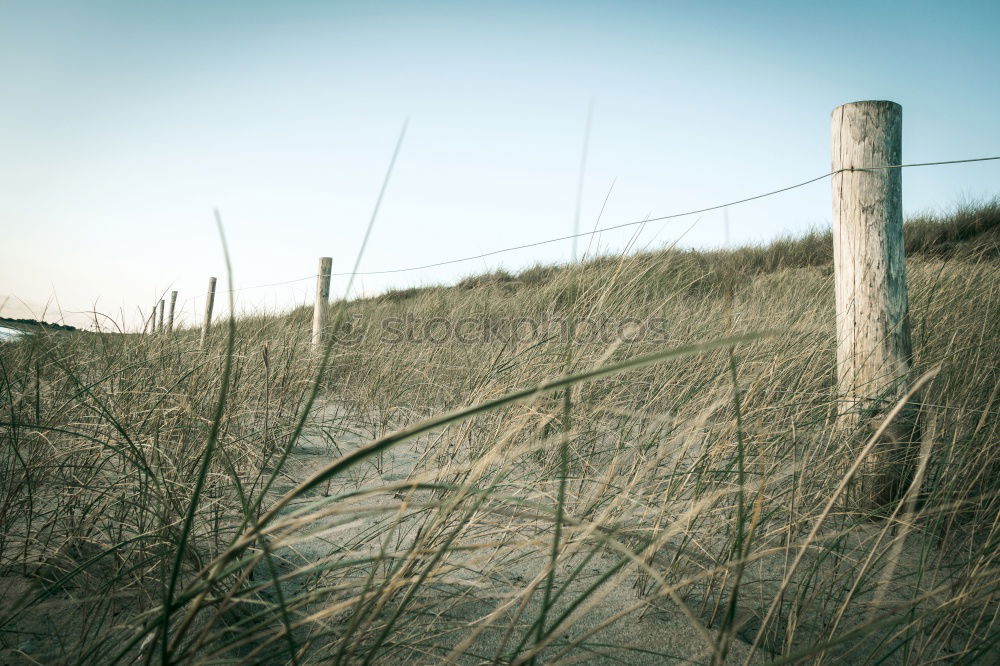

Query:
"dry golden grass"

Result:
[[1, 201, 998, 664]]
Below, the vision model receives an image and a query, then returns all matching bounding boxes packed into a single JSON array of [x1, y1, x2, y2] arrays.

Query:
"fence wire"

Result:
[[211, 154, 999, 290], [143, 153, 1000, 322]]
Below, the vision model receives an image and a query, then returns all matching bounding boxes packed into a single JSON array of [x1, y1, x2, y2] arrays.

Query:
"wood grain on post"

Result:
[[200, 277, 217, 349], [157, 299, 165, 334], [312, 257, 333, 350], [832, 100, 915, 506], [167, 291, 178, 333]]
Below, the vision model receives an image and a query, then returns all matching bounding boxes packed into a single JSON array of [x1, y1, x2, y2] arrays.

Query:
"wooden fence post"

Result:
[[832, 100, 916, 507], [200, 277, 217, 349], [312, 257, 333, 350], [167, 291, 178, 333], [157, 299, 165, 334]]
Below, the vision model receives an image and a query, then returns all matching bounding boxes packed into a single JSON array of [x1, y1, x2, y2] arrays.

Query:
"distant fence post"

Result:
[[167, 291, 178, 333], [200, 277, 217, 349], [312, 257, 333, 351], [832, 100, 916, 507], [157, 299, 165, 334]]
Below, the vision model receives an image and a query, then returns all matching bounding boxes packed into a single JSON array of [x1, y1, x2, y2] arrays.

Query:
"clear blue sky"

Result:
[[2, 0, 998, 329]]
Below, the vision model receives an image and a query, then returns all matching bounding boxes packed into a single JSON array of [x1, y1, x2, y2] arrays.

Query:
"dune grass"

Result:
[[1, 200, 999, 664]]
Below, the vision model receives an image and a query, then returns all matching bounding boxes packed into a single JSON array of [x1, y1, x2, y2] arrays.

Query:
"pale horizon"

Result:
[[2, 0, 999, 330]]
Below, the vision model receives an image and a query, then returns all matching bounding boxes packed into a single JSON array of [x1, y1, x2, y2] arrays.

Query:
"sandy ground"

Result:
[[253, 406, 771, 665], [0, 403, 974, 664]]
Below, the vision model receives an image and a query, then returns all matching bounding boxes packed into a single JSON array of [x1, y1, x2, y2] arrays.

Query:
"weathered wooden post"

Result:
[[832, 100, 916, 507], [312, 257, 333, 351], [200, 277, 217, 350], [156, 299, 165, 334], [167, 291, 178, 333]]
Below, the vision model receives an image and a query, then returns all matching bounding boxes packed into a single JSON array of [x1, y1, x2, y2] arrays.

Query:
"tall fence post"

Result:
[[832, 100, 916, 507], [167, 291, 178, 333], [157, 299, 165, 334], [312, 257, 333, 351], [200, 277, 217, 350]]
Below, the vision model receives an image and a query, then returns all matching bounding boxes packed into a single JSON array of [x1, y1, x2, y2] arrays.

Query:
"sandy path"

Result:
[[258, 405, 767, 665]]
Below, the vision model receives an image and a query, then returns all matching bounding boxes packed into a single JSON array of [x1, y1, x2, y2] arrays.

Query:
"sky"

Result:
[[2, 0, 999, 330]]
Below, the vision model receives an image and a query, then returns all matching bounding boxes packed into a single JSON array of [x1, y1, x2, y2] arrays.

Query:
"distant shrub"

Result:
[[517, 264, 558, 286], [457, 269, 516, 290], [378, 286, 428, 303]]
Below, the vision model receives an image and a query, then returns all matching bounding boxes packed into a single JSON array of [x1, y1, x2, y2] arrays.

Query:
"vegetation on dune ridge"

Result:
[[1, 200, 999, 664], [367, 198, 1000, 304], [0, 317, 78, 333]]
